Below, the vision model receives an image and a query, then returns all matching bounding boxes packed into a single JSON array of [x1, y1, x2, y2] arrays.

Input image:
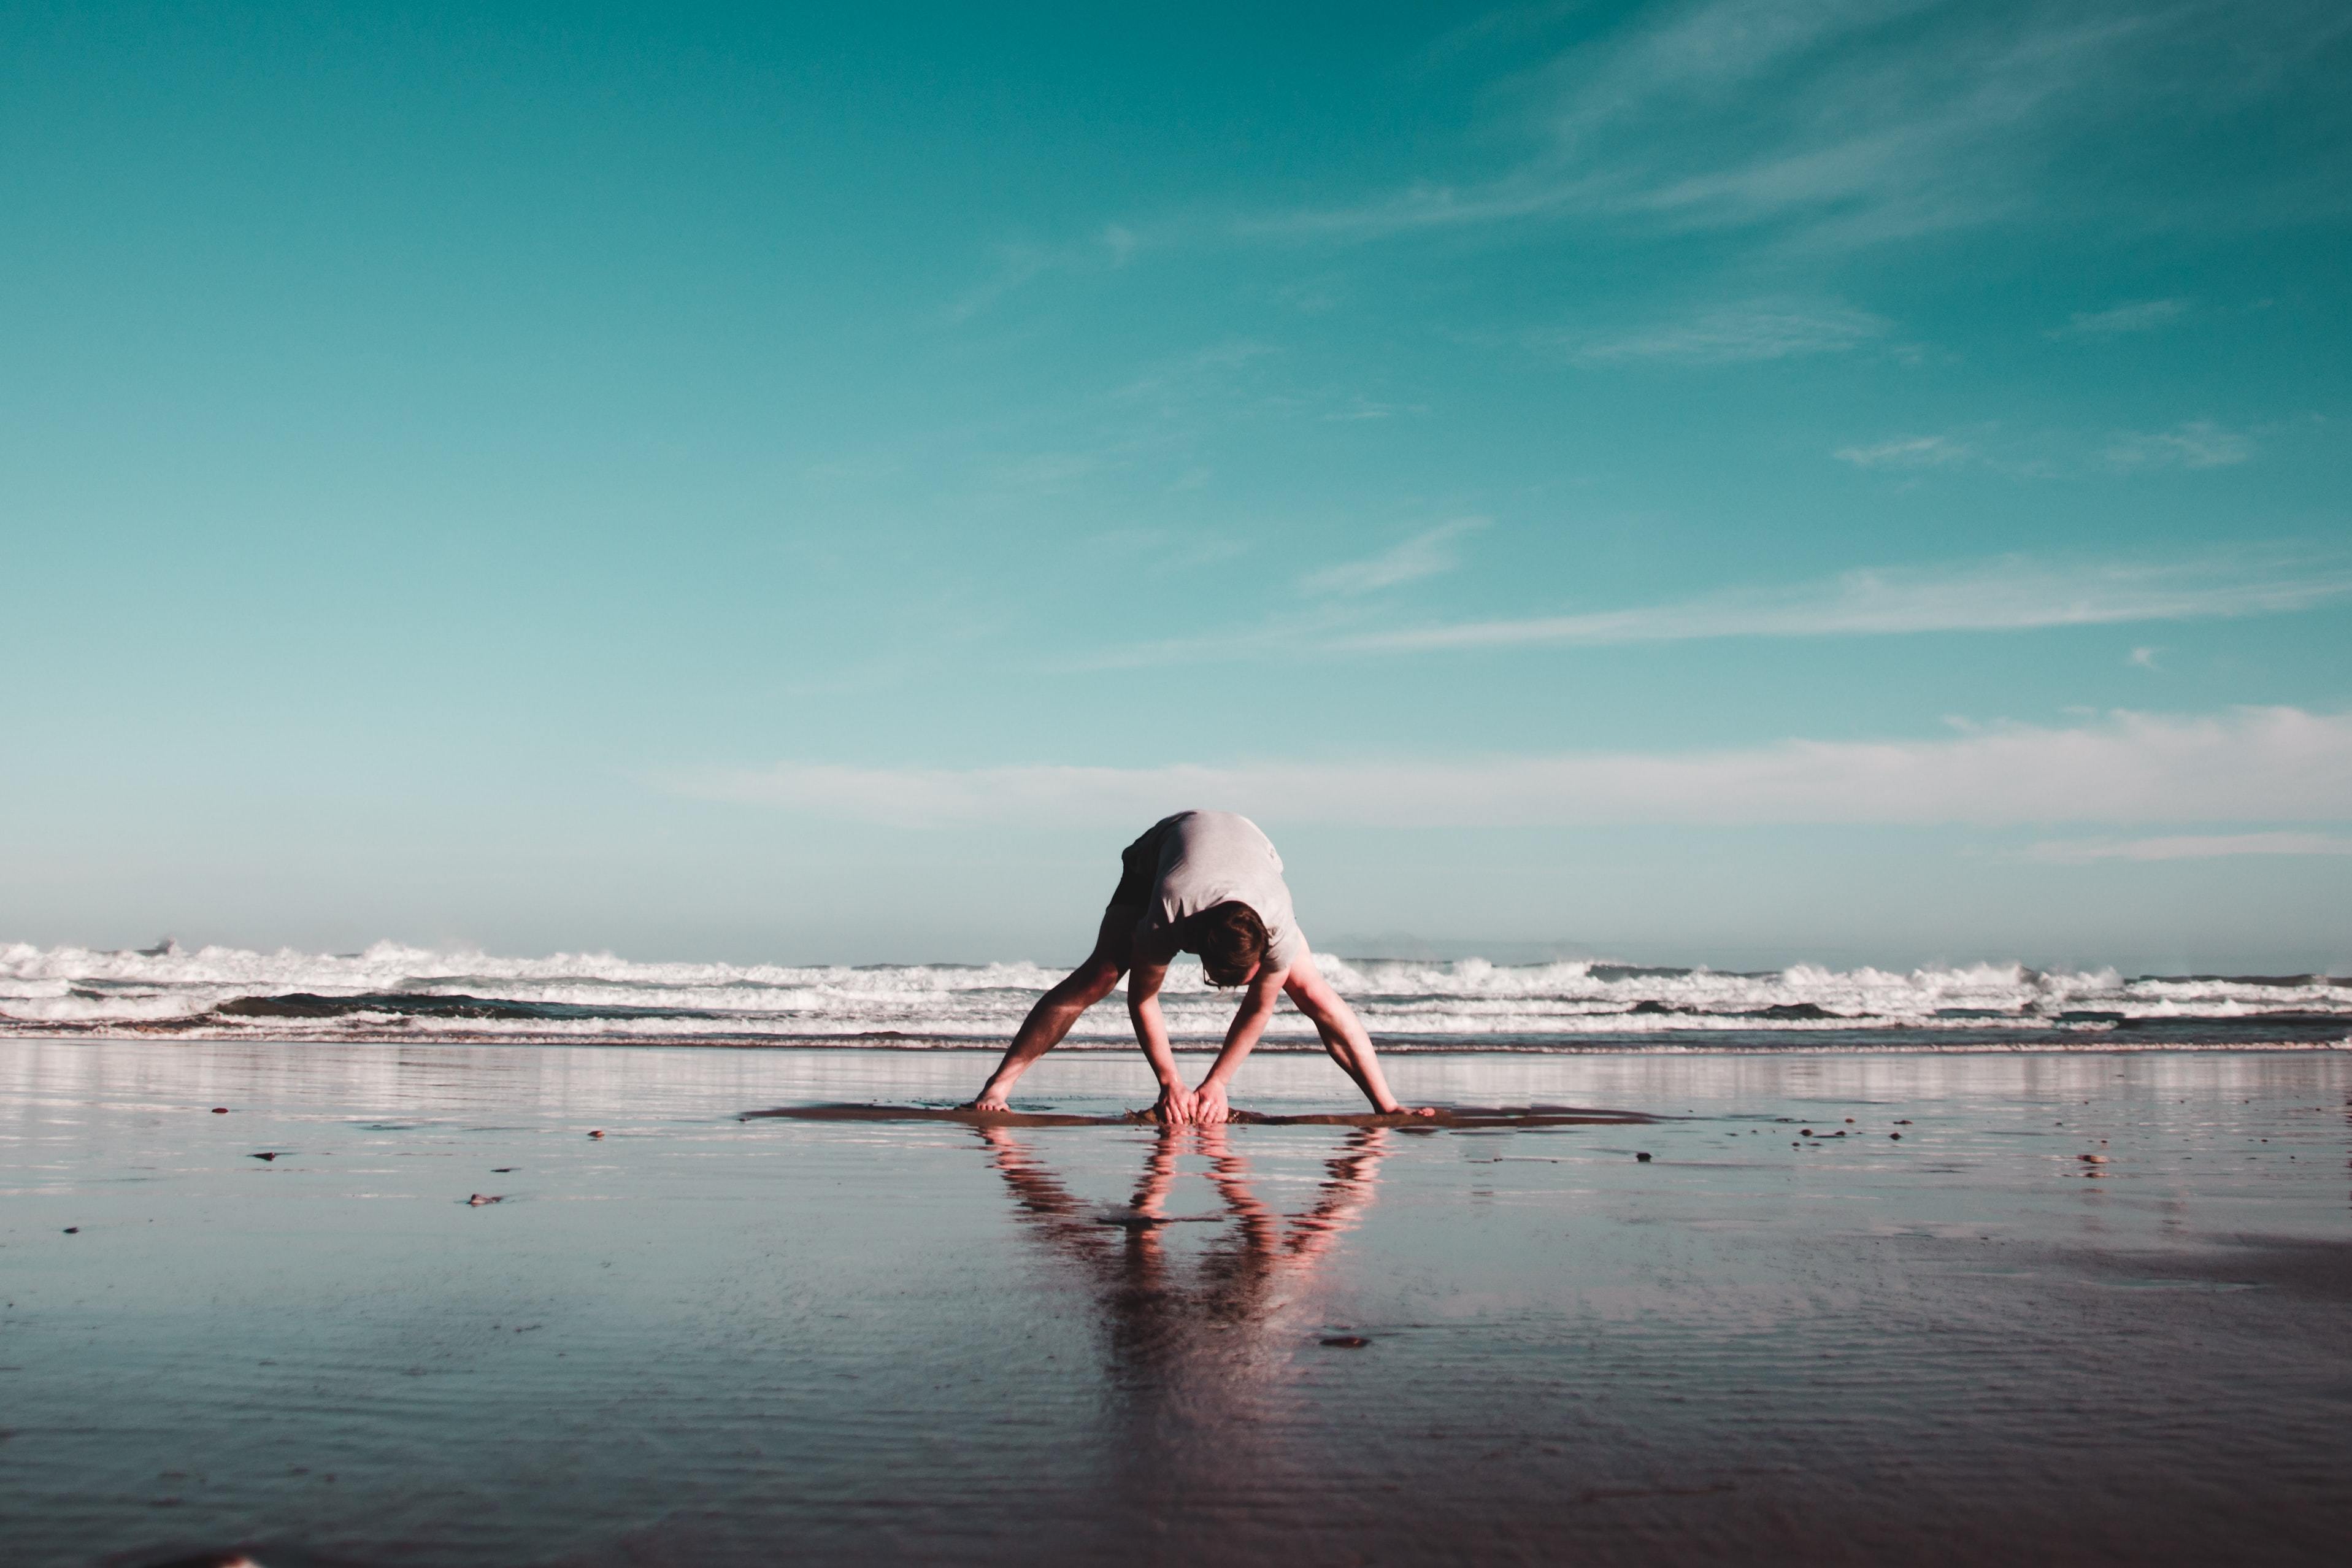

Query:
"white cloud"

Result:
[[674, 706, 2352, 830], [2105, 420, 2251, 471], [1112, 339, 1278, 404], [1569, 302, 1889, 364], [986, 452, 1099, 495], [1834, 421, 2270, 478], [1835, 434, 1971, 468], [2025, 831, 2352, 863], [945, 226, 1156, 321], [1247, 1, 2350, 252], [2129, 645, 2161, 671], [1302, 518, 1487, 596], [1324, 396, 1424, 421], [1337, 553, 2351, 653], [2051, 298, 2190, 337], [1421, 1, 1586, 65]]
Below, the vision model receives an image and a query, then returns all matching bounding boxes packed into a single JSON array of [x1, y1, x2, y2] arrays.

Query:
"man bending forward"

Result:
[[968, 810, 1425, 1126]]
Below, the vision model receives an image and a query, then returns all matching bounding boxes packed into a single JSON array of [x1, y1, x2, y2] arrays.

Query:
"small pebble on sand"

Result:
[[588, 1130, 605, 1139], [210, 1107, 228, 1115], [1321, 1335, 1371, 1348], [1890, 1133, 1902, 1140], [1635, 1151, 1652, 1162], [2079, 1154, 2107, 1164], [63, 1226, 79, 1234], [467, 1193, 504, 1206]]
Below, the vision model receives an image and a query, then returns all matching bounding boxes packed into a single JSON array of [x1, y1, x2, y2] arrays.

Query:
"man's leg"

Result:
[[968, 906, 1136, 1110], [1282, 951, 1420, 1116]]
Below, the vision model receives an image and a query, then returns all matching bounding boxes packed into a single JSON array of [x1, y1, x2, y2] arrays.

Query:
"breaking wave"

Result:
[[2, 940, 2346, 1051]]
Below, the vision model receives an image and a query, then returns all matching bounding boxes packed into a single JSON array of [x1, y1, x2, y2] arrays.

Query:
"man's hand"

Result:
[[1189, 1080, 1232, 1126], [1154, 1082, 1197, 1127]]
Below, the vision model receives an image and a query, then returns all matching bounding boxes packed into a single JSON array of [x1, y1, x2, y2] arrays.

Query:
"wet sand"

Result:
[[3, 1040, 2348, 1567]]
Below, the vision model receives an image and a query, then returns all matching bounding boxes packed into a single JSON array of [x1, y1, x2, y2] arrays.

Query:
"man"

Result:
[[968, 810, 1428, 1125]]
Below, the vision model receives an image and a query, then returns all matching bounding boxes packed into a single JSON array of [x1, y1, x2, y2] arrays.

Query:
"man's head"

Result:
[[1187, 901, 1269, 988]]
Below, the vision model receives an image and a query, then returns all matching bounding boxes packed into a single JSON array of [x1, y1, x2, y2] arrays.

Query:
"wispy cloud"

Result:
[[1847, 427, 2078, 479], [957, 2, 2349, 327], [1302, 519, 1487, 596], [1247, 1, 2352, 252], [1565, 301, 1890, 364], [1079, 551, 2352, 671], [2104, 420, 2251, 471], [1834, 434, 1972, 468], [1323, 396, 1425, 421], [1833, 419, 2277, 478], [1337, 553, 2351, 653], [986, 452, 1101, 494], [2050, 298, 2191, 337], [944, 226, 1147, 321], [2129, 645, 2162, 671], [1112, 340, 1280, 405], [672, 707, 2352, 829], [1420, 1, 1585, 66], [2024, 831, 2352, 863]]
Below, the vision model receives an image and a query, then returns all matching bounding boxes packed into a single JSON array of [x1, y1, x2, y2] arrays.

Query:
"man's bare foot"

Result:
[[966, 1093, 1012, 1113]]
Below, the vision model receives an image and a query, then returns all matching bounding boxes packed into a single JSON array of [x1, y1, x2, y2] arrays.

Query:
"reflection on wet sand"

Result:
[[980, 1126, 1389, 1359], [977, 1126, 1390, 1542]]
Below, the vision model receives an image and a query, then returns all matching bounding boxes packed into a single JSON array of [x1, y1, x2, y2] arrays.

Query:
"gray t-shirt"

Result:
[[1129, 810, 1307, 972]]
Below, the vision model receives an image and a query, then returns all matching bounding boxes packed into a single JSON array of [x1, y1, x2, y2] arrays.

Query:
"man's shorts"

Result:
[[1108, 818, 1174, 909]]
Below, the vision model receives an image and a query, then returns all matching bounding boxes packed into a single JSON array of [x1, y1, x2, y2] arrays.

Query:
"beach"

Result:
[[5, 1038, 2346, 1566], [13, 1, 2351, 1562]]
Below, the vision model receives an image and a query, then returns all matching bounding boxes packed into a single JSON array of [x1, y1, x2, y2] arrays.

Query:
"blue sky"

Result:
[[4, 0, 2348, 970]]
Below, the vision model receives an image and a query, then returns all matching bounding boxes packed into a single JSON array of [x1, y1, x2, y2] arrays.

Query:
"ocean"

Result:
[[4, 940, 2346, 1053]]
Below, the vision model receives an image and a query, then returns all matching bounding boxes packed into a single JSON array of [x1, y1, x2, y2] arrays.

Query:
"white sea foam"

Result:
[[1, 940, 2343, 1048]]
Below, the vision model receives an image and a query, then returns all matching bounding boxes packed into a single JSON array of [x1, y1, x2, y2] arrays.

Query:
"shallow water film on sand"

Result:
[[5, 942, 2348, 1051], [4, 1040, 2348, 1567]]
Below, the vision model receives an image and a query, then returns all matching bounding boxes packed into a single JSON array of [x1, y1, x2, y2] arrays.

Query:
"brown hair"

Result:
[[1188, 901, 1269, 987]]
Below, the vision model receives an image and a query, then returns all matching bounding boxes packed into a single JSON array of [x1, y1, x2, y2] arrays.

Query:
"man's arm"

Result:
[[1125, 961, 1196, 1126], [1187, 965, 1288, 1126]]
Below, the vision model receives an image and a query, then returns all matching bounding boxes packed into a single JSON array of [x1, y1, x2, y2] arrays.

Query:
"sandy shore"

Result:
[[4, 1040, 2348, 1566]]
